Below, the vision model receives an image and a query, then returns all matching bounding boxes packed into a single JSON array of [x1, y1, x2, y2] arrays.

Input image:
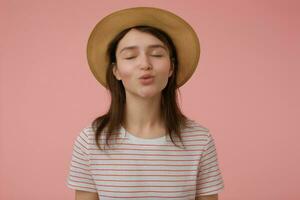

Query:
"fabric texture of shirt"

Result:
[[66, 119, 225, 199]]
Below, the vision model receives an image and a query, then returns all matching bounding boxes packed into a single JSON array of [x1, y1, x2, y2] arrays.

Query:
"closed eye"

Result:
[[125, 55, 163, 59], [125, 56, 136, 60]]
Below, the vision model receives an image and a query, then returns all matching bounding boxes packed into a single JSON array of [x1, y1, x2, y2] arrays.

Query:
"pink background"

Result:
[[1, 0, 299, 199]]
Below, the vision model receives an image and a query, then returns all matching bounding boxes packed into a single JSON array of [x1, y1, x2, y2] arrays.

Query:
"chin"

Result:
[[125, 85, 163, 99], [137, 89, 162, 99]]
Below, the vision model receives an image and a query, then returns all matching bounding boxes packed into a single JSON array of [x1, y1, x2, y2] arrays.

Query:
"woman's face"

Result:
[[113, 29, 173, 99]]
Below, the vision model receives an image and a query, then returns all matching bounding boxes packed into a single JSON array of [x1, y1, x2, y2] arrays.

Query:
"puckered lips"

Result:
[[139, 74, 154, 85]]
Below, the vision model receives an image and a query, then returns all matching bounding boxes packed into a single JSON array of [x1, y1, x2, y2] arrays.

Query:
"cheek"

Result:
[[155, 67, 171, 88], [162, 67, 171, 75], [117, 66, 135, 82], [158, 63, 172, 77]]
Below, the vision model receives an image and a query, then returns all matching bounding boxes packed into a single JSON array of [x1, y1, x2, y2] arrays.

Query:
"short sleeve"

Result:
[[66, 128, 97, 193], [196, 131, 225, 196]]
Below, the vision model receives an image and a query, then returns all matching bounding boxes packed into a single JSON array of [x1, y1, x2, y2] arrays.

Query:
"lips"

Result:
[[139, 74, 154, 79], [139, 74, 154, 85]]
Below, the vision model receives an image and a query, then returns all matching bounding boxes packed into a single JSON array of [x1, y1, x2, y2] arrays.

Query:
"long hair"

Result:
[[91, 25, 191, 150]]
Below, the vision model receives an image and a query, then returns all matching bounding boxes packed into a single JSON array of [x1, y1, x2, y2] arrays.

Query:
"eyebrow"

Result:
[[119, 44, 168, 54]]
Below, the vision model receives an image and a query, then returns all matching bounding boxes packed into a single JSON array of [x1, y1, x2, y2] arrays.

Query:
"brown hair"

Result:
[[91, 25, 191, 150]]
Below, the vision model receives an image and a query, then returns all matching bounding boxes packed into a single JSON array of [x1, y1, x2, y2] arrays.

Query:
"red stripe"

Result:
[[69, 174, 94, 181], [76, 139, 88, 151], [90, 168, 197, 172], [68, 180, 95, 190], [95, 183, 196, 188], [90, 163, 198, 167], [88, 142, 206, 147], [201, 151, 217, 162], [81, 131, 89, 140], [197, 181, 224, 191], [199, 167, 219, 175], [90, 138, 207, 143], [97, 188, 197, 193], [198, 177, 223, 185], [92, 133, 208, 140], [87, 129, 208, 137], [100, 194, 194, 199], [70, 169, 92, 177], [72, 153, 88, 162], [196, 185, 223, 195], [88, 147, 205, 151], [73, 143, 88, 155], [200, 158, 218, 168], [92, 174, 196, 177], [72, 160, 89, 167], [94, 179, 196, 182], [70, 163, 89, 171], [198, 172, 222, 181], [73, 147, 85, 157], [90, 158, 199, 161], [89, 153, 203, 156]]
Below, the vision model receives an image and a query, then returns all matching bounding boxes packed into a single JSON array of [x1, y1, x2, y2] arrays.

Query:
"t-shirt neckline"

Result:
[[120, 125, 167, 144]]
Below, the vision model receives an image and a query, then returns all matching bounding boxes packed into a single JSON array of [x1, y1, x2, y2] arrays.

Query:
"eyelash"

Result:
[[125, 55, 163, 60]]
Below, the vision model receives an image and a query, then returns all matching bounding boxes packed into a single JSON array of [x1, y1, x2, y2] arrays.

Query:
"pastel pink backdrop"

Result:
[[1, 0, 299, 199]]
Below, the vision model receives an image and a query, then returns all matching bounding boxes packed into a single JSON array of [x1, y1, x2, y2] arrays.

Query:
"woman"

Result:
[[66, 7, 224, 200]]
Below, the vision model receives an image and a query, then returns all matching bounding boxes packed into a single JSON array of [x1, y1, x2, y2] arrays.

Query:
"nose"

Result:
[[139, 54, 152, 70]]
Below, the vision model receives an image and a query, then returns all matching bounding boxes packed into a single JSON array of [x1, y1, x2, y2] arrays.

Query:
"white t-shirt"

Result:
[[66, 119, 224, 199]]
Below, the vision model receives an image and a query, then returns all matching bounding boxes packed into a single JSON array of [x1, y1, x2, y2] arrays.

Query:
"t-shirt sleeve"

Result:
[[66, 128, 97, 193], [196, 131, 225, 196]]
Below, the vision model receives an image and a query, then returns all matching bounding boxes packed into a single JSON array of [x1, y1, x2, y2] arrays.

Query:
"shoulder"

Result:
[[184, 119, 210, 135], [180, 119, 212, 143], [185, 118, 210, 132], [76, 122, 112, 145], [75, 123, 96, 144]]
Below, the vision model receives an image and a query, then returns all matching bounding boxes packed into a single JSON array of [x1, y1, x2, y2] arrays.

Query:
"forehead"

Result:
[[116, 29, 167, 53]]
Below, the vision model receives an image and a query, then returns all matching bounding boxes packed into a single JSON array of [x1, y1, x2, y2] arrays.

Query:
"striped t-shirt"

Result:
[[66, 120, 224, 199]]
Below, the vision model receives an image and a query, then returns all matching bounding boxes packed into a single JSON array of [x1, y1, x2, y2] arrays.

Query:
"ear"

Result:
[[168, 62, 174, 77], [112, 63, 121, 80]]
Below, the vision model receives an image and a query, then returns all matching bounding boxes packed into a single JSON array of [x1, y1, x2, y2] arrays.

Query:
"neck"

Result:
[[122, 91, 165, 137]]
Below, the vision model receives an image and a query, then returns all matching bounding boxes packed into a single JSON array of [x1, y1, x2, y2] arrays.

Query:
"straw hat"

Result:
[[87, 7, 200, 88]]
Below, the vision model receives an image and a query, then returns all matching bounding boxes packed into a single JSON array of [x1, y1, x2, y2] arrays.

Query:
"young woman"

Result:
[[66, 7, 224, 200]]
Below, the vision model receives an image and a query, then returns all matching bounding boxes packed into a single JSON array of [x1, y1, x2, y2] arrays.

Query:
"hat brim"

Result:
[[87, 7, 200, 88]]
